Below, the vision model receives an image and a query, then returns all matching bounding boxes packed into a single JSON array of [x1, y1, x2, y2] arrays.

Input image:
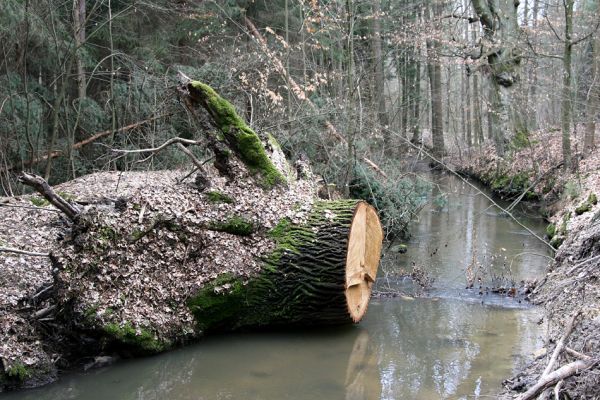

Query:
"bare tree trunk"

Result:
[[411, 43, 422, 144], [427, 2, 444, 159], [471, 0, 521, 155], [584, 0, 600, 155], [344, 0, 356, 197], [527, 0, 540, 131], [372, 0, 388, 132], [561, 0, 574, 169], [73, 0, 86, 101]]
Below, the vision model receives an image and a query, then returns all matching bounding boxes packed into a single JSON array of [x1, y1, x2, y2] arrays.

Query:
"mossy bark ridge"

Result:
[[188, 200, 383, 331], [185, 81, 286, 188]]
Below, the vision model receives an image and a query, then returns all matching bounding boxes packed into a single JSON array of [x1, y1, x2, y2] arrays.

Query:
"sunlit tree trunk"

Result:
[[411, 42, 422, 144]]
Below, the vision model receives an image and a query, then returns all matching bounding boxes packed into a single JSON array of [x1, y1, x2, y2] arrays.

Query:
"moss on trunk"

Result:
[[188, 81, 286, 188], [188, 200, 363, 332]]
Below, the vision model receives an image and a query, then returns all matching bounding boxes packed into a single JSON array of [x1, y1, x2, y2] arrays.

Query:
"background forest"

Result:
[[1, 0, 599, 236]]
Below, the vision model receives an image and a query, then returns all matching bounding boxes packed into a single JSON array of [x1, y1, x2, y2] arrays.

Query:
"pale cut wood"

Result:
[[345, 202, 383, 322]]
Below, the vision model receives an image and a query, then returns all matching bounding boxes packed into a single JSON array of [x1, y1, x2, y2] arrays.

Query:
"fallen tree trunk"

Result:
[[189, 200, 383, 331], [2, 80, 384, 390], [42, 80, 383, 355]]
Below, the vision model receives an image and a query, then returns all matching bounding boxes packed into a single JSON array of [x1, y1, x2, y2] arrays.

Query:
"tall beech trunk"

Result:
[[73, 0, 86, 101]]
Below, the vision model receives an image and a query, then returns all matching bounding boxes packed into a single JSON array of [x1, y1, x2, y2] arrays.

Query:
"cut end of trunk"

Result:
[[345, 202, 383, 322]]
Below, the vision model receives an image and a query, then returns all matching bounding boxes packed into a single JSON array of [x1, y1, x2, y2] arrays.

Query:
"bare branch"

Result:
[[18, 172, 81, 221], [2, 114, 170, 173], [112, 137, 201, 164], [516, 359, 596, 400], [0, 203, 61, 213], [441, 13, 479, 23], [571, 17, 600, 46], [542, 310, 581, 377], [0, 247, 50, 257]]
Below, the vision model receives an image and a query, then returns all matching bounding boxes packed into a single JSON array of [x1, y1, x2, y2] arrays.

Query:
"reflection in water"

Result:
[[3, 174, 548, 400], [345, 331, 379, 400]]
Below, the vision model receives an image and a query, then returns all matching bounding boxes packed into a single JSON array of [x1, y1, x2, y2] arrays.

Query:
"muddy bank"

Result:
[[451, 133, 600, 399]]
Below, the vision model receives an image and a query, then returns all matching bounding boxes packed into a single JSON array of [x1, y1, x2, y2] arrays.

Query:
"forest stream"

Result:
[[1, 173, 552, 400]]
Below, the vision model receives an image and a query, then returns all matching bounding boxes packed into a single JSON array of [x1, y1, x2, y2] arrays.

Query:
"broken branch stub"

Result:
[[178, 80, 287, 189], [18, 172, 80, 221]]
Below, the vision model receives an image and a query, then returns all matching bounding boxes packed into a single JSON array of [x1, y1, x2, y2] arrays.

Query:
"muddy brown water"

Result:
[[3, 174, 552, 400]]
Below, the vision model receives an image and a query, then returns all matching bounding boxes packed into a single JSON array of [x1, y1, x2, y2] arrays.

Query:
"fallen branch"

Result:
[[0, 203, 61, 213], [18, 172, 81, 221], [515, 359, 596, 400], [112, 137, 200, 161], [542, 310, 581, 377], [0, 247, 50, 257], [3, 114, 170, 173], [565, 347, 591, 360], [505, 162, 563, 213], [33, 305, 56, 320]]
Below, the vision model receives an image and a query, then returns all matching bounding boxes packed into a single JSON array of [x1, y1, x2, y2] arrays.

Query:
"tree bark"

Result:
[[372, 0, 388, 131], [73, 0, 86, 101], [471, 0, 521, 155], [584, 0, 600, 155], [189, 200, 383, 331], [561, 0, 574, 169], [427, 1, 445, 160]]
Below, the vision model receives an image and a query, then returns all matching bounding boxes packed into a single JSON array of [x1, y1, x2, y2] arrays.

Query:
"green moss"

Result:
[[546, 223, 556, 239], [57, 191, 76, 201], [390, 244, 408, 254], [510, 130, 538, 150], [188, 200, 359, 332], [103, 322, 167, 354], [189, 81, 285, 188], [98, 226, 118, 242], [550, 236, 564, 248], [187, 273, 246, 331], [210, 216, 253, 236], [206, 191, 234, 204], [575, 193, 598, 215], [6, 363, 30, 381], [30, 196, 49, 207]]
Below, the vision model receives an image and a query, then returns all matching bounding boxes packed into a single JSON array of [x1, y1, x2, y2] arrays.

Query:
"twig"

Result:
[[18, 172, 80, 221], [516, 359, 595, 400], [0, 247, 50, 257], [565, 347, 591, 360], [543, 310, 581, 377], [566, 254, 600, 275], [0, 203, 61, 213], [554, 379, 563, 400], [33, 305, 56, 320], [31, 284, 54, 300]]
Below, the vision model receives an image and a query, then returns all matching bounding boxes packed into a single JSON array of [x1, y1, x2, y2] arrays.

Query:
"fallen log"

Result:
[[42, 80, 384, 355]]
